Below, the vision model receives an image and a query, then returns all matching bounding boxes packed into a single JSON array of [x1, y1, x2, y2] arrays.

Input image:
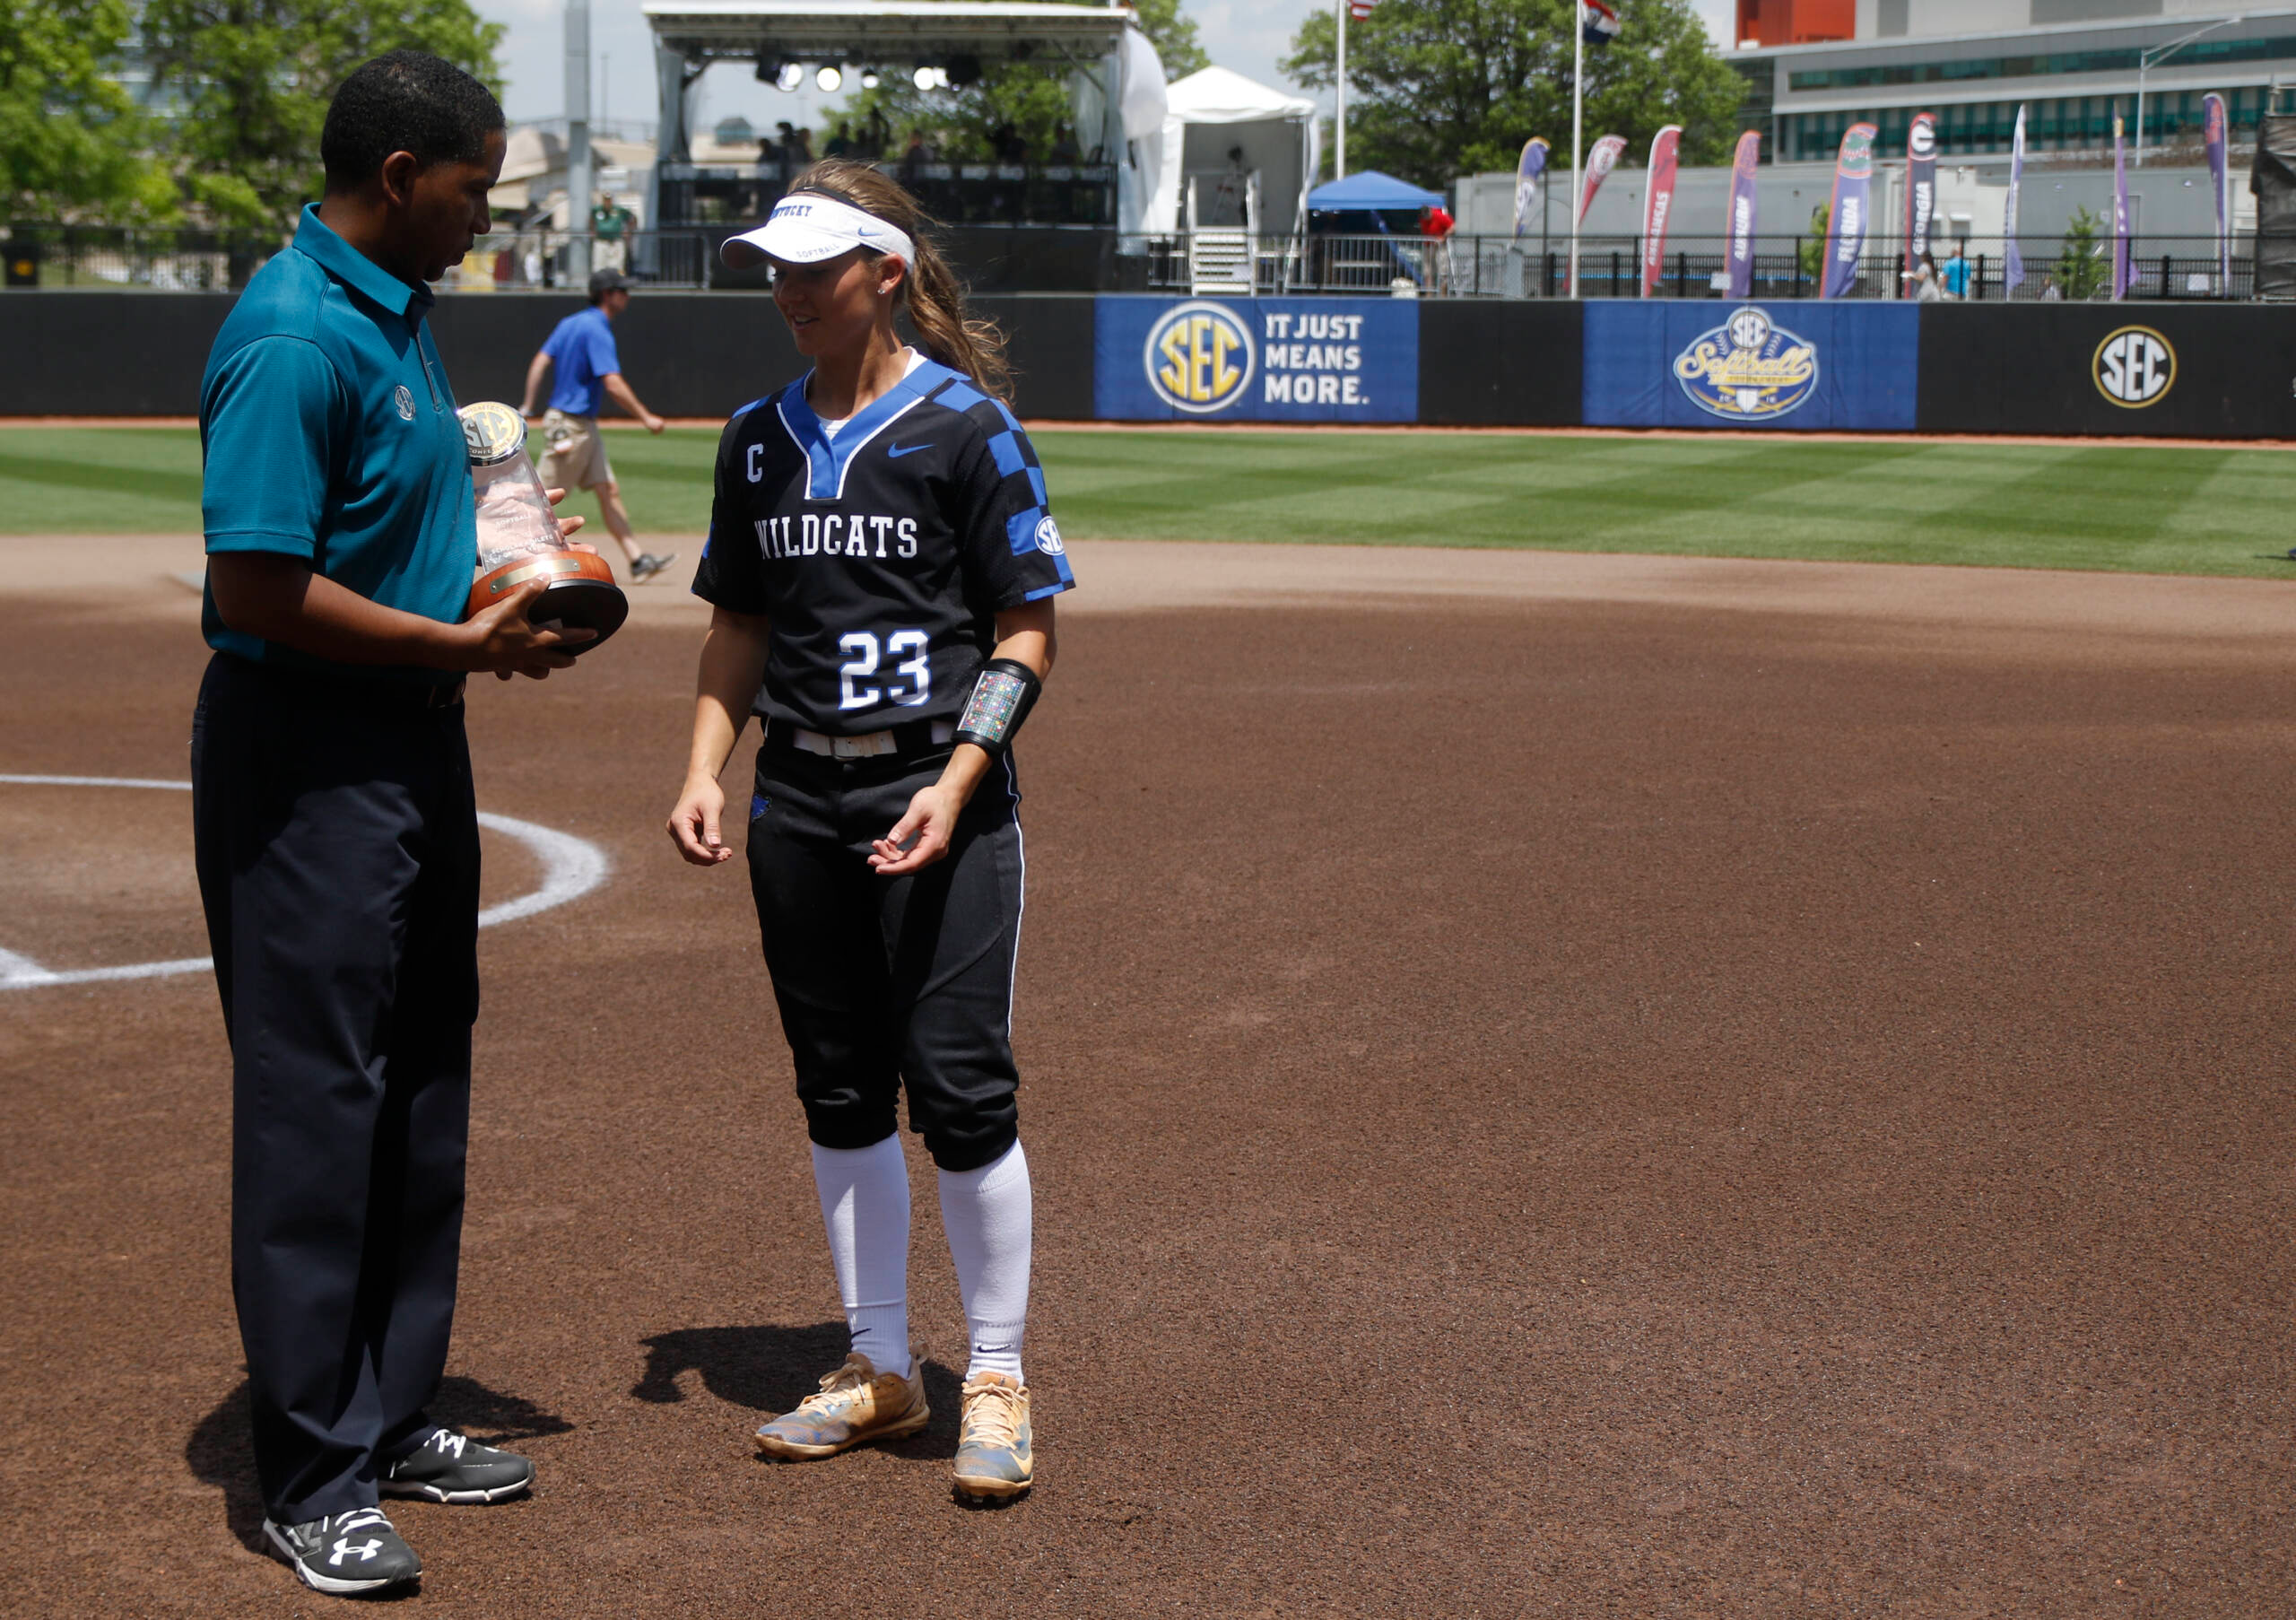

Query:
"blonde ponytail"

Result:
[[785, 159, 1013, 402]]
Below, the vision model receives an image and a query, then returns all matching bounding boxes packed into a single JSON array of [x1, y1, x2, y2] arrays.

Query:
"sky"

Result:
[[475, 0, 1741, 144]]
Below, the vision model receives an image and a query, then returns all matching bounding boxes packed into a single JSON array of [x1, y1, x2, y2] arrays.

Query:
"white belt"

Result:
[[790, 719, 955, 759]]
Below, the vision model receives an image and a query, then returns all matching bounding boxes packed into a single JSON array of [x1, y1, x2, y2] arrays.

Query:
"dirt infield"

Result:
[[3, 542, 2292, 1616]]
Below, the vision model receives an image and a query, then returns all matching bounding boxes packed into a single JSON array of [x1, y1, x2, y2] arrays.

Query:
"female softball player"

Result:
[[666, 161, 1071, 1501]]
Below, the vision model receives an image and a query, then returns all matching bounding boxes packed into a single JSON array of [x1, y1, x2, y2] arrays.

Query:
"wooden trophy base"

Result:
[[466, 551, 629, 654]]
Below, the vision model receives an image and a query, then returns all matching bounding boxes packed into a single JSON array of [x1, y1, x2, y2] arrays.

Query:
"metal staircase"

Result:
[[1185, 173, 1260, 296]]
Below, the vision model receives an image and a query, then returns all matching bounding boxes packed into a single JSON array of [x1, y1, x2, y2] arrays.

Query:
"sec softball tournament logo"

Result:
[[2092, 326, 2176, 408], [1673, 306, 1820, 422], [1144, 300, 1257, 414]]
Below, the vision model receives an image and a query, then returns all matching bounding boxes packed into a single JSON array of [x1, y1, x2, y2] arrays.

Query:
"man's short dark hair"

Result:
[[321, 50, 504, 192]]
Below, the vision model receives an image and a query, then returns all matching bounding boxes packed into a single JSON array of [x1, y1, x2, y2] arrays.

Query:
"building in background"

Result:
[[1729, 4, 2296, 163], [1735, 0, 1854, 49]]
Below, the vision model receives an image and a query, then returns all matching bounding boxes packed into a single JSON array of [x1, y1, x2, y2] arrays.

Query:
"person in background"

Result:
[[1911, 254, 1943, 302], [520, 267, 677, 584], [590, 190, 635, 273], [1942, 241, 1972, 300]]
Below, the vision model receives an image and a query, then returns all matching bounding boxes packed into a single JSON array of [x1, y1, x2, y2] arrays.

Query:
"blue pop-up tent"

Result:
[[1305, 170, 1446, 213]]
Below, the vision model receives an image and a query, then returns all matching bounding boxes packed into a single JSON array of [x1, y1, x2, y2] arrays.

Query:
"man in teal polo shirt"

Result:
[[191, 49, 590, 1598]]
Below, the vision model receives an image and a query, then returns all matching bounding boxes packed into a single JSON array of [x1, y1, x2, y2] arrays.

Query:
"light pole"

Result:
[[2136, 14, 2240, 167]]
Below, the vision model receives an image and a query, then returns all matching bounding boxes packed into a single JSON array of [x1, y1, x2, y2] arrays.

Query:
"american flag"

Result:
[[1581, 0, 1620, 45]]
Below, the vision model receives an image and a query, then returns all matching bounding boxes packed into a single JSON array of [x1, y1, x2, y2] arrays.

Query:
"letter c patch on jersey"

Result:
[[747, 442, 765, 483], [1033, 515, 1065, 555]]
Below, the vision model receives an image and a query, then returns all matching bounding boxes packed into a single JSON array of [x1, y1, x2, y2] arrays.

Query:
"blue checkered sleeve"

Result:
[[956, 399, 1073, 608]]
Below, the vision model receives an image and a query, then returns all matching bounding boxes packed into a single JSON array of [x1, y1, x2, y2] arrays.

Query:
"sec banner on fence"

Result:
[[1582, 300, 1917, 431], [1092, 297, 1418, 422]]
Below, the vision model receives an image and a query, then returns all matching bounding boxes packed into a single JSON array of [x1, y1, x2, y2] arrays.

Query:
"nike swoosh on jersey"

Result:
[[887, 441, 931, 457]]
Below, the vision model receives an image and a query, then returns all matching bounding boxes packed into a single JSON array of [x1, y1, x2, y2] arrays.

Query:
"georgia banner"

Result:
[[1726, 129, 1760, 298], [1639, 125, 1682, 298], [1578, 134, 1627, 225], [1903, 111, 1937, 294], [2004, 104, 2026, 292], [1821, 122, 1877, 300], [2205, 92, 2231, 292], [1514, 136, 1549, 239]]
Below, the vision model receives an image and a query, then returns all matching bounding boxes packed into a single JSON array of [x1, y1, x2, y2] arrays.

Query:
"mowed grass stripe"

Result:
[[2, 425, 2291, 578]]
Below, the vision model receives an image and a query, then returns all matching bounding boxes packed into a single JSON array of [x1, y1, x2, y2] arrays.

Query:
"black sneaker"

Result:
[[264, 1506, 421, 1595], [379, 1428, 536, 1504], [630, 551, 677, 583]]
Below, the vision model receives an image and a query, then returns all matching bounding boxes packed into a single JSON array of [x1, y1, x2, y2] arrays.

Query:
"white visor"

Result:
[[721, 193, 917, 271]]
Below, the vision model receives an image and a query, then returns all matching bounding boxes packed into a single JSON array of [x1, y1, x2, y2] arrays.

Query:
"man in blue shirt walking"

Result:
[[520, 268, 676, 582], [192, 49, 592, 1598]]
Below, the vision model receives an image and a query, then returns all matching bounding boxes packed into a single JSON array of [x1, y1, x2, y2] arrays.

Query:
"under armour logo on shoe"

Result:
[[329, 1537, 384, 1565]]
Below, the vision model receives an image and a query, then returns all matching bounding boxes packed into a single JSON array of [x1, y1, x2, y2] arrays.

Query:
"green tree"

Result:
[[838, 0, 1207, 162], [0, 0, 177, 224], [138, 0, 504, 236], [1797, 202, 1827, 285], [2056, 205, 2106, 300], [1282, 0, 1741, 189]]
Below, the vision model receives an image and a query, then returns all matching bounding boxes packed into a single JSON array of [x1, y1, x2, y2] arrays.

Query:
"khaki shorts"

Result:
[[537, 410, 613, 492]]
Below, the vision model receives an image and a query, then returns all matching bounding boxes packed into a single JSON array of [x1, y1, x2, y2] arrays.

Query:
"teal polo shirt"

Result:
[[199, 205, 475, 681]]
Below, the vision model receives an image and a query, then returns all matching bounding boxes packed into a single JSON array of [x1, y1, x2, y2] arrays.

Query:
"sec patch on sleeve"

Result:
[[1033, 515, 1065, 555]]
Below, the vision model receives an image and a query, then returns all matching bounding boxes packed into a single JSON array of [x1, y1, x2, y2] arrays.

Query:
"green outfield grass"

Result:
[[6, 424, 2292, 577]]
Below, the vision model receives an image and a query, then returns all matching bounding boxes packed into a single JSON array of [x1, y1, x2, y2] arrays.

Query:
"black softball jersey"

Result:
[[691, 356, 1074, 736]]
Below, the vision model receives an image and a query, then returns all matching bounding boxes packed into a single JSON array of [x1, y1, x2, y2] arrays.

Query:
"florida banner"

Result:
[[1821, 122, 1877, 300]]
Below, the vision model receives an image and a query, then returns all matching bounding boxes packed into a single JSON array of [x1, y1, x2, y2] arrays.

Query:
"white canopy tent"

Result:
[[1133, 65, 1319, 240]]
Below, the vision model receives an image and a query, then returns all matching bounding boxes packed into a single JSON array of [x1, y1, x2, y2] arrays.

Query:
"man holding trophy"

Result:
[[189, 50, 613, 1598]]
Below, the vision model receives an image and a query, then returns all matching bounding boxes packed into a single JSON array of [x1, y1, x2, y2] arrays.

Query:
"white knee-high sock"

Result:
[[937, 1139, 1032, 1384], [811, 1137, 912, 1380]]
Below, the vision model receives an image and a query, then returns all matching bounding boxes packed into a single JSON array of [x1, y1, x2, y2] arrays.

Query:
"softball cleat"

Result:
[[264, 1506, 421, 1595], [754, 1350, 930, 1459], [379, 1428, 535, 1503], [952, 1372, 1032, 1500]]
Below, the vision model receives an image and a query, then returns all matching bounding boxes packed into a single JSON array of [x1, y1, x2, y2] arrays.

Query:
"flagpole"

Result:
[[1570, 3, 1582, 299], [1335, 0, 1347, 180]]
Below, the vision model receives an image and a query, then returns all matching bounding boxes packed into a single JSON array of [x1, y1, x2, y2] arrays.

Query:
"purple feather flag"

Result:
[[1726, 130, 1760, 299], [1821, 123, 1876, 300], [2205, 93, 2230, 292], [2004, 106, 2025, 292], [2111, 114, 2131, 301]]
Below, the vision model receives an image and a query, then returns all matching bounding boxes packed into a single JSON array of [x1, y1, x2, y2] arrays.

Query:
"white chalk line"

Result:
[[0, 776, 610, 989]]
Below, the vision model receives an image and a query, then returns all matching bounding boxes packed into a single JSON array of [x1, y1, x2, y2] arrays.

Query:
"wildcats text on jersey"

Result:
[[755, 512, 922, 560]]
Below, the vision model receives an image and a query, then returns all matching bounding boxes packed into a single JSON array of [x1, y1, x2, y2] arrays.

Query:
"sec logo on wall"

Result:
[[1144, 301, 1257, 414], [1673, 305, 1820, 421], [2093, 326, 2176, 408]]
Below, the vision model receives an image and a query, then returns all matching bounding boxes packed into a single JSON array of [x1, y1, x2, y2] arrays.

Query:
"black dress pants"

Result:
[[190, 654, 481, 1524]]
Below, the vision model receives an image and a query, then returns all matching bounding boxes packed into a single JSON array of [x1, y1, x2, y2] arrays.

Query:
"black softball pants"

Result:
[[191, 654, 481, 1525], [745, 739, 1025, 1173]]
